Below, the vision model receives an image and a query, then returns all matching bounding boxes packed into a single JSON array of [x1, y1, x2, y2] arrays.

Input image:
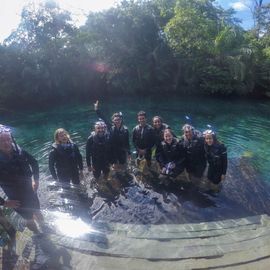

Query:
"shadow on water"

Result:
[[86, 157, 270, 224]]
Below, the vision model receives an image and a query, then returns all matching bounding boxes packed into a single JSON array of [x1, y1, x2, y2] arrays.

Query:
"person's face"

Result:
[[58, 132, 69, 144], [184, 128, 193, 140], [205, 134, 214, 146], [153, 117, 162, 129], [164, 131, 173, 144], [0, 133, 13, 153], [138, 115, 146, 126], [113, 116, 122, 128], [95, 125, 105, 135]]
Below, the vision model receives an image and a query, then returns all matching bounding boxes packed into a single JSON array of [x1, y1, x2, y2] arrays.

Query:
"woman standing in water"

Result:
[[156, 128, 185, 181], [49, 128, 83, 185], [152, 116, 171, 147], [203, 129, 227, 185], [0, 126, 42, 233]]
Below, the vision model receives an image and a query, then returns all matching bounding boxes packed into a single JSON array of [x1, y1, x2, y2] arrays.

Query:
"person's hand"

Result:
[[32, 180, 39, 192], [221, 174, 226, 181], [161, 167, 166, 174], [4, 200, 20, 208], [94, 100, 99, 111]]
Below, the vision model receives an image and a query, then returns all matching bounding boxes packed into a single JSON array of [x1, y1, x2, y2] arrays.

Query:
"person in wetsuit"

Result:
[[94, 100, 130, 170], [86, 121, 112, 180], [180, 124, 206, 180], [203, 130, 227, 185], [132, 111, 155, 167], [156, 128, 185, 179], [152, 116, 175, 147], [0, 128, 42, 233], [49, 128, 83, 185]]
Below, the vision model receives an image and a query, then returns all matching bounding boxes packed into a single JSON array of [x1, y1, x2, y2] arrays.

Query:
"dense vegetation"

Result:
[[0, 0, 269, 108]]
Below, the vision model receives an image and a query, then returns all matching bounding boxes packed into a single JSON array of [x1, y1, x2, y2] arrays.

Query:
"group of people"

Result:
[[49, 100, 227, 187], [0, 101, 227, 233]]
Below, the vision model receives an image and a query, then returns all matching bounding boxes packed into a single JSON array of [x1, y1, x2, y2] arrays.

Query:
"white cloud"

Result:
[[230, 1, 249, 11], [0, 0, 118, 42]]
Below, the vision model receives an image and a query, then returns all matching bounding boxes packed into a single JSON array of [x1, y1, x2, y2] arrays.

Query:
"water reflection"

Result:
[[52, 212, 97, 238], [2, 97, 270, 268]]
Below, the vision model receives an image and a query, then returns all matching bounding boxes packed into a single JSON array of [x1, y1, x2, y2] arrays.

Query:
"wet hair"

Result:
[[137, 111, 146, 117], [54, 128, 70, 144], [163, 128, 173, 136], [203, 129, 219, 143], [152, 116, 163, 123], [111, 112, 123, 121], [182, 124, 194, 133], [0, 125, 20, 153], [95, 121, 106, 128]]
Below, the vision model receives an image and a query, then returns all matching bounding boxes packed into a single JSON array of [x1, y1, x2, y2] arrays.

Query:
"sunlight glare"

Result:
[[52, 212, 97, 238]]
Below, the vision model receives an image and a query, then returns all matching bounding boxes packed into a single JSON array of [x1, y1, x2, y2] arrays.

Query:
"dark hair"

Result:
[[152, 116, 163, 122], [111, 112, 123, 121], [137, 111, 146, 117], [163, 128, 173, 136], [182, 124, 194, 132]]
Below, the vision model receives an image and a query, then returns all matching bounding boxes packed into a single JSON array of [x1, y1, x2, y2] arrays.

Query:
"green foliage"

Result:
[[0, 0, 269, 108]]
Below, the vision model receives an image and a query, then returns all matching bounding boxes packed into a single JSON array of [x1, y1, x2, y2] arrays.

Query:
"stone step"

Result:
[[7, 214, 270, 269], [47, 224, 270, 260], [104, 214, 270, 235], [104, 215, 270, 240], [63, 244, 270, 270]]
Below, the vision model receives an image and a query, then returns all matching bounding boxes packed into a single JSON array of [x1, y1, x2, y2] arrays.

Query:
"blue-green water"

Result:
[[2, 96, 270, 269], [2, 96, 270, 182]]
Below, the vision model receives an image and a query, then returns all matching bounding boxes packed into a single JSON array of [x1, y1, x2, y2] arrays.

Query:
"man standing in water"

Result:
[[86, 121, 112, 180], [94, 100, 131, 171], [132, 111, 155, 167], [0, 126, 42, 233]]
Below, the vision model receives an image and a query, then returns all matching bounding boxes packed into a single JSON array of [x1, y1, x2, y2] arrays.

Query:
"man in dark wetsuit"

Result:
[[94, 101, 130, 170], [180, 124, 206, 181], [86, 121, 112, 180], [49, 128, 83, 185], [132, 111, 155, 167], [0, 129, 42, 233]]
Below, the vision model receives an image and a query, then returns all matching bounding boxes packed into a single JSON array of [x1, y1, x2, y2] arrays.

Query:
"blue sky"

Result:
[[0, 0, 269, 42], [217, 0, 270, 29]]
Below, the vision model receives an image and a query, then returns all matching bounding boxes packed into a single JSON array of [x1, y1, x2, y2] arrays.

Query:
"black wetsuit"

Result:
[[153, 123, 170, 147], [0, 148, 40, 220], [132, 124, 155, 161], [156, 138, 185, 178], [86, 132, 111, 179], [181, 133, 207, 178], [96, 109, 130, 164], [49, 142, 83, 185], [205, 143, 227, 184]]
